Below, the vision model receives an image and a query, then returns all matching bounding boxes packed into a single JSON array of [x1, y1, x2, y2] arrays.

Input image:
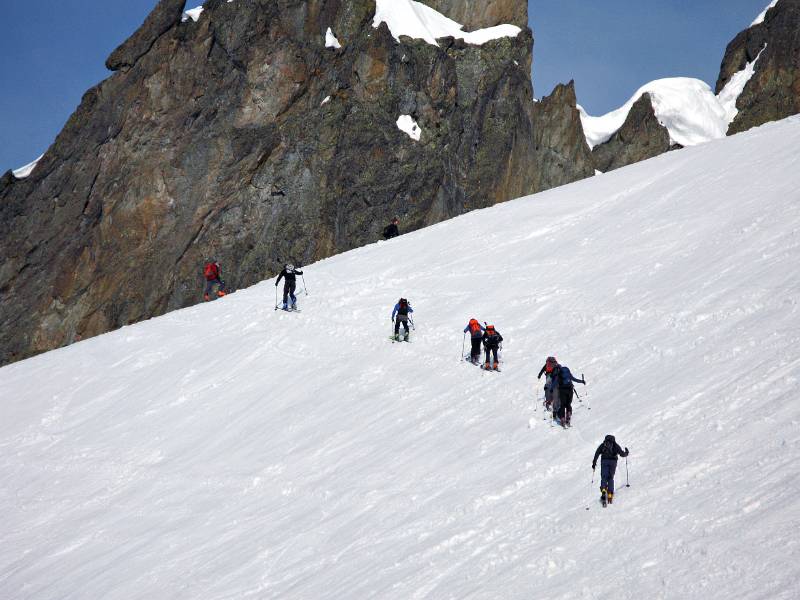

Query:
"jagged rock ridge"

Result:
[[717, 0, 800, 135], [0, 0, 592, 365], [591, 93, 674, 173]]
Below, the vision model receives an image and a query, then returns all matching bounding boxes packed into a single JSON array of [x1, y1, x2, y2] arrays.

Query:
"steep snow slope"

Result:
[[2, 118, 800, 599]]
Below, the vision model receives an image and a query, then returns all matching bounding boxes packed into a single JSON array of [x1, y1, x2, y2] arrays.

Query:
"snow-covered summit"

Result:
[[2, 117, 799, 598], [373, 0, 521, 46], [579, 78, 728, 149], [580, 50, 764, 149]]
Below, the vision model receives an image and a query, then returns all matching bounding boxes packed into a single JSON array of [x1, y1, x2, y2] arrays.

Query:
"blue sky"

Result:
[[0, 1, 772, 171]]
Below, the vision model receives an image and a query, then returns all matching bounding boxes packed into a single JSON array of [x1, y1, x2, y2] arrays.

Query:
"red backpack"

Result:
[[545, 356, 557, 373], [468, 319, 481, 334], [204, 262, 219, 281]]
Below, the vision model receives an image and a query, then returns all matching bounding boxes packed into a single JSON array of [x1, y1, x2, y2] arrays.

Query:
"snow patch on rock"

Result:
[[12, 154, 43, 179], [396, 115, 421, 141], [373, 0, 521, 47], [717, 46, 766, 124], [182, 6, 204, 23], [325, 27, 342, 49], [751, 0, 780, 26]]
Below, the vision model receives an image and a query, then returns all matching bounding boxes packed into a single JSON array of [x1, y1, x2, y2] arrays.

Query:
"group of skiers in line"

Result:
[[203, 261, 629, 505]]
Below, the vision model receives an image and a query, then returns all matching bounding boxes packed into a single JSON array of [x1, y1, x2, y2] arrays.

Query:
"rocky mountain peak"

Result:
[[0, 0, 591, 365], [716, 0, 800, 134]]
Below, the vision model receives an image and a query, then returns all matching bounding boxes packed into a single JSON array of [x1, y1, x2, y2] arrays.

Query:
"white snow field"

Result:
[[2, 117, 800, 599]]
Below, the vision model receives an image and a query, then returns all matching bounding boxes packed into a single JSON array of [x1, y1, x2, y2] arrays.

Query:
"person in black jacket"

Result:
[[482, 325, 503, 370], [275, 263, 303, 310], [383, 217, 400, 239], [592, 435, 629, 504]]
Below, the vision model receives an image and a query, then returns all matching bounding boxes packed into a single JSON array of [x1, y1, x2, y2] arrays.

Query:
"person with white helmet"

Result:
[[275, 263, 303, 311]]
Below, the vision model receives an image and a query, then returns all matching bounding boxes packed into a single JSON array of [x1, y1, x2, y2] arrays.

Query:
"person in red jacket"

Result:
[[203, 259, 227, 301]]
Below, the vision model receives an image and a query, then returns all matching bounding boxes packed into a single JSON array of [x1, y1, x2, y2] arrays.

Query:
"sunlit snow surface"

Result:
[[752, 0, 780, 26], [373, 0, 521, 46], [2, 118, 800, 599]]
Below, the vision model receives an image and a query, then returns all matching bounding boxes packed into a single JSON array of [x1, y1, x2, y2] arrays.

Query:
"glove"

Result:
[[591, 464, 596, 470], [582, 379, 587, 385], [624, 447, 629, 453], [275, 282, 278, 287]]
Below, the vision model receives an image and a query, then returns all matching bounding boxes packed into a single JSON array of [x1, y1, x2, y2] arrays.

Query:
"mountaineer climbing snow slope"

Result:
[[1, 117, 799, 598]]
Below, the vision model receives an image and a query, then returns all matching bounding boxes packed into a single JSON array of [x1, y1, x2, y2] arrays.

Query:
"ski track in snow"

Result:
[[2, 118, 800, 599]]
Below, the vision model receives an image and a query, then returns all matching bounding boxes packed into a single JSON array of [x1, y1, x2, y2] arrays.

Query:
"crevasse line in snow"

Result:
[[12, 154, 43, 179], [751, 0, 780, 26], [372, 0, 521, 47]]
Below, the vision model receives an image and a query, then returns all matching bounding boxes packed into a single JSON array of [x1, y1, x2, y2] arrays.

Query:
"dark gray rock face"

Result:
[[717, 0, 800, 135], [425, 0, 528, 29], [591, 93, 674, 173], [0, 0, 591, 364], [532, 81, 594, 189], [106, 0, 186, 71]]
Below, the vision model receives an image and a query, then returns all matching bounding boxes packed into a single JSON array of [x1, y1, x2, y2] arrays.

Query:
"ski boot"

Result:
[[203, 293, 210, 302], [394, 334, 400, 341], [484, 362, 491, 370], [403, 333, 409, 342], [291, 303, 297, 311], [600, 489, 608, 507], [282, 302, 288, 311], [607, 492, 614, 505], [493, 362, 499, 371], [217, 290, 227, 297]]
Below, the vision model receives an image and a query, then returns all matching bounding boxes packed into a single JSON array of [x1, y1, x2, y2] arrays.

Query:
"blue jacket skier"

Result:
[[552, 363, 585, 426], [391, 298, 413, 341], [592, 435, 629, 504]]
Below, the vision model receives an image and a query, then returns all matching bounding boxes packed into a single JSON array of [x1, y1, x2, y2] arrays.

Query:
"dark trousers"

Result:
[[282, 281, 297, 305], [205, 277, 225, 296], [484, 345, 499, 364], [557, 386, 574, 422], [394, 316, 409, 336], [470, 337, 482, 361], [600, 459, 618, 494]]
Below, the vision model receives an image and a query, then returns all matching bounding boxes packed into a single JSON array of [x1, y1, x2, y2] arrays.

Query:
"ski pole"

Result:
[[586, 471, 594, 511], [301, 273, 309, 296], [461, 332, 466, 361], [409, 316, 416, 330], [625, 455, 631, 487], [274, 284, 279, 310]]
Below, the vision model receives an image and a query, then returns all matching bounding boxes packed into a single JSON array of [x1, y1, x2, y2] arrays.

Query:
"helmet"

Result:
[[486, 324, 495, 332]]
